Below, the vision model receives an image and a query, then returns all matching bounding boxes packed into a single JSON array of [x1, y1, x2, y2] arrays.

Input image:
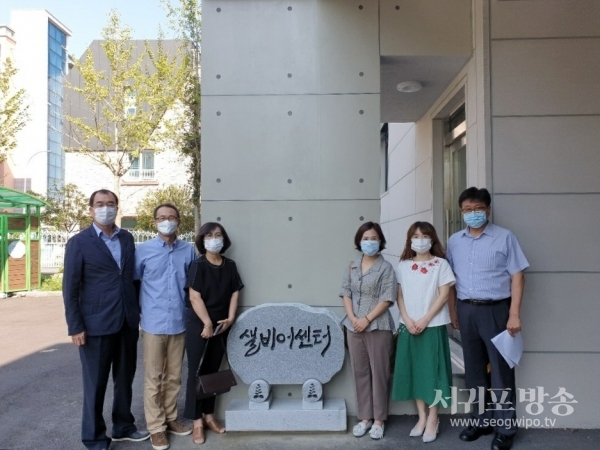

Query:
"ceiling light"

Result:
[[396, 81, 422, 93]]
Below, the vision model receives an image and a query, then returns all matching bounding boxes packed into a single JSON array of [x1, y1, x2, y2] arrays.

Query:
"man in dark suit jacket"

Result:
[[63, 189, 149, 450]]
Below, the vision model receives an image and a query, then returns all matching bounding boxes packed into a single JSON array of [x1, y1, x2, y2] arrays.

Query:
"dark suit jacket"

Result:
[[63, 224, 140, 336]]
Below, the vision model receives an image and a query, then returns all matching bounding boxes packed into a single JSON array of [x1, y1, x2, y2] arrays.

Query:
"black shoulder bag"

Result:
[[195, 335, 237, 399]]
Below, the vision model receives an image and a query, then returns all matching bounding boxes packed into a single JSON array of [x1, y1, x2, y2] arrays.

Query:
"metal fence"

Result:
[[41, 229, 195, 269]]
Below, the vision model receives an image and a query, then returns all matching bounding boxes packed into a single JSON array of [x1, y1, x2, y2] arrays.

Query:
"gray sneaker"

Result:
[[112, 430, 150, 442]]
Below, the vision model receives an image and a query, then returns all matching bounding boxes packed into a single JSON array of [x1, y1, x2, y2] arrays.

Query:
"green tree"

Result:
[[164, 0, 201, 229], [0, 57, 30, 163], [135, 185, 194, 233], [63, 10, 188, 225], [33, 183, 90, 233]]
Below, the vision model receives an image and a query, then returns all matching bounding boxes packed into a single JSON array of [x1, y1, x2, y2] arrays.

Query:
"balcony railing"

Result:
[[126, 168, 156, 181]]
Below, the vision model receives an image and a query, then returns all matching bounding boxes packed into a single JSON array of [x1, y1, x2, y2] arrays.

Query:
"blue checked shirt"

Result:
[[447, 222, 529, 301], [93, 222, 121, 269], [135, 237, 197, 335]]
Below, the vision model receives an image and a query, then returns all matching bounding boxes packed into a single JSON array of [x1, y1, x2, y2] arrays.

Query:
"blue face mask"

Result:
[[360, 240, 380, 256], [463, 211, 487, 229]]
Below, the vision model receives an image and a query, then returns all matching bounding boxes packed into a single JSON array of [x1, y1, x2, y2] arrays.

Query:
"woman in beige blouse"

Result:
[[340, 222, 397, 440]]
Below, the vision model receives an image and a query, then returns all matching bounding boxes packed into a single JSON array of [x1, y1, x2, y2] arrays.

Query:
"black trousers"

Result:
[[184, 318, 228, 420], [457, 300, 518, 436], [78, 323, 139, 450]]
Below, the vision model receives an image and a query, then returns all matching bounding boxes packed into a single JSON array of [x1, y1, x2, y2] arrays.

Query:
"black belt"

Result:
[[460, 297, 511, 306]]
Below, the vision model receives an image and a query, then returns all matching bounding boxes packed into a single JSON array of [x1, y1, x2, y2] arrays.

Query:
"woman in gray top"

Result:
[[340, 222, 397, 440]]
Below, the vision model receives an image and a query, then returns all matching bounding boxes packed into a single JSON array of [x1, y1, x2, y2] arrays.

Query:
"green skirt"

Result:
[[391, 324, 452, 406]]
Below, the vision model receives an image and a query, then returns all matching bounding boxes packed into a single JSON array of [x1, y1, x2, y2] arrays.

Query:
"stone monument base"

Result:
[[225, 398, 347, 431]]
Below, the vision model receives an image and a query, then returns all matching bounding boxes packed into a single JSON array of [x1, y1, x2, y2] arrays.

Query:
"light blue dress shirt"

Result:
[[447, 222, 529, 301], [135, 236, 196, 335], [92, 222, 121, 269]]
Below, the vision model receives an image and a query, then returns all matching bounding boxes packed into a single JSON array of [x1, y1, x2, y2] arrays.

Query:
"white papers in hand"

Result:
[[491, 330, 523, 369]]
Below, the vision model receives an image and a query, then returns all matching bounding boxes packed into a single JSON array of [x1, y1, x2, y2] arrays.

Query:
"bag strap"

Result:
[[195, 334, 230, 379]]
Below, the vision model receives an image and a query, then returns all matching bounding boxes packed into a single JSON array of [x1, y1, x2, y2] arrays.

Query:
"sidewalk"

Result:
[[0, 295, 597, 450]]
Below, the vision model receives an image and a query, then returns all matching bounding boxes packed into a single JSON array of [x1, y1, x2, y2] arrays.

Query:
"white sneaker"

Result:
[[352, 420, 373, 437], [369, 423, 385, 440]]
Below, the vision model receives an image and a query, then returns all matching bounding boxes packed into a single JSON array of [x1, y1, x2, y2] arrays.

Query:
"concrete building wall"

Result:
[[201, 0, 381, 416], [488, 0, 600, 428]]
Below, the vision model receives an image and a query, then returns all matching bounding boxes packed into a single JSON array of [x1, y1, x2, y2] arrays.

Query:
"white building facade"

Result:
[[1, 10, 71, 195]]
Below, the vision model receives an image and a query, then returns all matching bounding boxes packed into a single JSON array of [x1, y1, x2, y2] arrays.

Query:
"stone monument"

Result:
[[225, 303, 346, 431]]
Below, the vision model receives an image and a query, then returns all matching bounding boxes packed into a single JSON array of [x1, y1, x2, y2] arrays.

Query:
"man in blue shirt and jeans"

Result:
[[135, 203, 196, 450], [447, 187, 529, 450]]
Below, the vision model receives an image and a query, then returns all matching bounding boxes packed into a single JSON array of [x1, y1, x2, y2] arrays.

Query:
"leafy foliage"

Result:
[[134, 185, 194, 233], [0, 57, 30, 163], [33, 183, 90, 233], [164, 0, 202, 206], [62, 10, 189, 224]]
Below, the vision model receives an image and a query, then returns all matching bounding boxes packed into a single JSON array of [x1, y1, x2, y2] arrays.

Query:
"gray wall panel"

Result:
[[202, 94, 380, 201], [491, 39, 600, 117], [492, 195, 600, 272], [516, 353, 599, 428], [202, 0, 379, 96], [491, 0, 600, 40], [493, 116, 600, 193], [520, 273, 600, 353], [202, 200, 380, 307]]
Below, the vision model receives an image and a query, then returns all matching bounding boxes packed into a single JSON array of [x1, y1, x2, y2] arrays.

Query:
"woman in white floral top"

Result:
[[392, 221, 456, 444]]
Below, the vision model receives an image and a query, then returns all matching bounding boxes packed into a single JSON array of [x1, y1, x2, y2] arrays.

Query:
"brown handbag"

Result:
[[195, 335, 237, 399]]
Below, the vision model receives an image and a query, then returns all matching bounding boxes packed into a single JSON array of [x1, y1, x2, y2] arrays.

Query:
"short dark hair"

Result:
[[354, 221, 386, 252], [195, 222, 232, 255], [458, 187, 491, 208], [89, 189, 119, 207], [153, 203, 180, 220]]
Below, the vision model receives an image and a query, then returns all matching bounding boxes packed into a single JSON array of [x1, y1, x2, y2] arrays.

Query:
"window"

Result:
[[127, 150, 155, 181]]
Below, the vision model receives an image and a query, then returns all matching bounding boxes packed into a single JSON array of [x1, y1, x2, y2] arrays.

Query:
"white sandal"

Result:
[[352, 420, 373, 437], [369, 423, 385, 440]]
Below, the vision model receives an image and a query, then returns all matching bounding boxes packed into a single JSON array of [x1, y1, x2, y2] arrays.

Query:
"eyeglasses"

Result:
[[461, 206, 487, 214], [155, 216, 179, 222]]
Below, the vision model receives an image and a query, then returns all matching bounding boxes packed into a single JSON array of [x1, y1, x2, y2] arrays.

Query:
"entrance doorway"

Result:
[[443, 105, 467, 244]]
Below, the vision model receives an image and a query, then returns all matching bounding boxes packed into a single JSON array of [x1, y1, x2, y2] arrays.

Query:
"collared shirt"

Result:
[[339, 255, 397, 332], [447, 222, 529, 301], [135, 236, 197, 335], [92, 222, 121, 269]]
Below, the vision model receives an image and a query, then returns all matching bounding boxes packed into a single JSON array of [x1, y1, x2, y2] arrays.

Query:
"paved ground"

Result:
[[1, 295, 598, 450]]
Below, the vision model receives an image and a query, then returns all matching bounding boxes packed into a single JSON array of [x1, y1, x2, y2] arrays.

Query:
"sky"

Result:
[[0, 0, 174, 58]]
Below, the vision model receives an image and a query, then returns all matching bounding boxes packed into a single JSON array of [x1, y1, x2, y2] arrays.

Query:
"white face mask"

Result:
[[156, 220, 178, 236], [205, 238, 224, 254], [94, 206, 117, 226], [411, 238, 432, 254]]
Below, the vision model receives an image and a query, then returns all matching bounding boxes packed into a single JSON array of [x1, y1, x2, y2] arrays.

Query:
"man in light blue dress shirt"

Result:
[[135, 203, 196, 450], [447, 188, 529, 450]]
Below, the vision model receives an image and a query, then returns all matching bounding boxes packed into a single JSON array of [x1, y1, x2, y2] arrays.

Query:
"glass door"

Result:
[[443, 106, 466, 344], [443, 106, 467, 244]]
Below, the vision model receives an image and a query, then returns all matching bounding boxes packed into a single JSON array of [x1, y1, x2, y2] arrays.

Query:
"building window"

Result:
[[47, 21, 67, 191], [14, 178, 32, 192], [127, 150, 155, 181]]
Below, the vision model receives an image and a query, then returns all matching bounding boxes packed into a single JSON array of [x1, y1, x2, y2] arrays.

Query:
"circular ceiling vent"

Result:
[[396, 81, 422, 93]]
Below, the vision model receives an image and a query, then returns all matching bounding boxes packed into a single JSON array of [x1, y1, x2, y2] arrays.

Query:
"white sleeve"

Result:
[[438, 259, 456, 287], [395, 262, 403, 286]]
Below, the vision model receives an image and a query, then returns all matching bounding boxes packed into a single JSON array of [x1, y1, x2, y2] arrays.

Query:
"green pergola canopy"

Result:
[[0, 186, 47, 209]]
